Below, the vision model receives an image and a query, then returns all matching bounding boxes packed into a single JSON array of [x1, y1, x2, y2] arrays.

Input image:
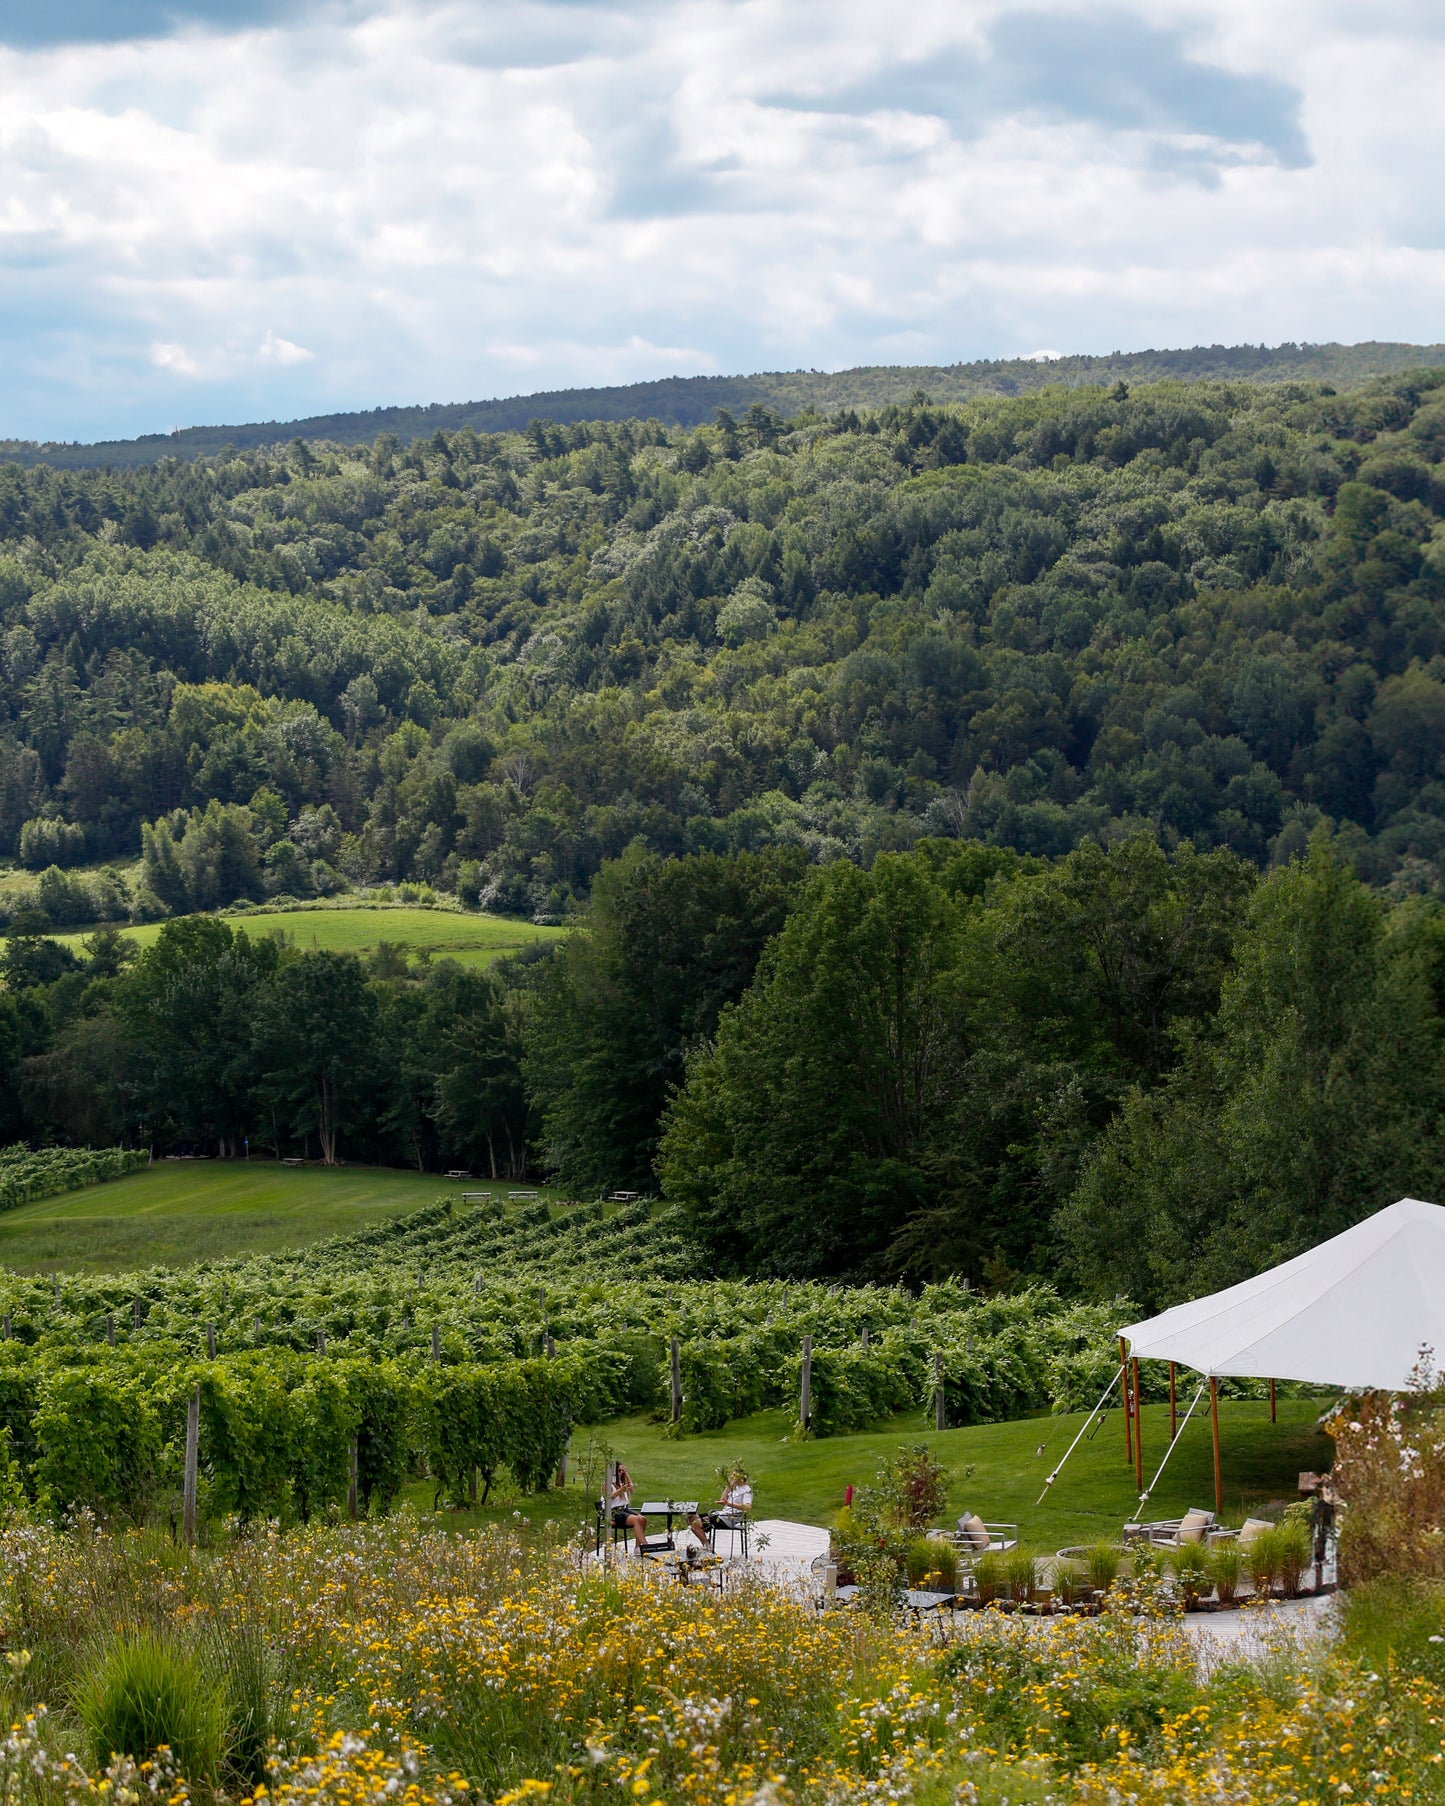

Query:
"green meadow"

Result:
[[0, 1159, 564, 1272], [39, 904, 564, 968], [437, 1396, 1331, 1545]]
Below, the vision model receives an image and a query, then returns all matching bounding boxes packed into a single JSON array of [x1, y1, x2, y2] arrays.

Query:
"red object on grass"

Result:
[[844, 1484, 854, 1506]]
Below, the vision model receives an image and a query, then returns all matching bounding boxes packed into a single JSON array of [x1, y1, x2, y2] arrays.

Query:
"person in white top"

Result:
[[605, 1462, 649, 1553], [708, 1466, 753, 1532]]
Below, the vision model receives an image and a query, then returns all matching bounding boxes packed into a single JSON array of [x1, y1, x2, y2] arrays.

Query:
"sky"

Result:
[[0, 0, 1442, 443]]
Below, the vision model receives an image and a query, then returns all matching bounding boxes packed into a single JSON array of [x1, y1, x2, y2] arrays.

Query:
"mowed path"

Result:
[[0, 1160, 472, 1272]]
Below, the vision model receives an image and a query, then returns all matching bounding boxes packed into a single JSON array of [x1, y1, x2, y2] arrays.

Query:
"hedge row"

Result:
[[0, 1145, 150, 1213], [0, 1344, 579, 1526]]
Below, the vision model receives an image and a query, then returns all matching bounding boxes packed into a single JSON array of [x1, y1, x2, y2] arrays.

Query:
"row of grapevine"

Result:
[[0, 1144, 150, 1213], [0, 1194, 1153, 1447], [0, 1343, 578, 1526]]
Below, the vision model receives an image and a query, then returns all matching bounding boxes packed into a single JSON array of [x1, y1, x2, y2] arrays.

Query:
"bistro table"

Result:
[[595, 1499, 700, 1556], [640, 1500, 700, 1542]]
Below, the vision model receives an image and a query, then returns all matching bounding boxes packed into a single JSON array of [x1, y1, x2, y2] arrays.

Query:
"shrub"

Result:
[[1331, 1385, 1445, 1586], [73, 1631, 228, 1783], [878, 1443, 947, 1530]]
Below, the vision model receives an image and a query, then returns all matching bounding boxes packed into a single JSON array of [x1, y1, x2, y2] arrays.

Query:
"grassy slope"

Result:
[[39, 906, 564, 968], [0, 1160, 563, 1272], [417, 1397, 1329, 1550], [558, 1398, 1330, 1547]]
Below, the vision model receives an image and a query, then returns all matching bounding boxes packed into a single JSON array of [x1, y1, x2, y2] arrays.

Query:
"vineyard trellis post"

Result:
[[933, 1351, 946, 1433], [106, 1313, 115, 1346], [431, 1325, 441, 1360], [860, 1325, 868, 1348], [317, 1327, 326, 1356], [182, 1383, 200, 1546], [134, 1298, 142, 1330], [207, 1323, 216, 1359], [1, 1313, 9, 1340], [670, 1337, 681, 1425], [800, 1333, 812, 1431]]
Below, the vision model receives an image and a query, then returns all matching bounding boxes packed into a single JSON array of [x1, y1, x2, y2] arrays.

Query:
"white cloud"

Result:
[[0, 0, 1440, 439], [150, 340, 201, 375], [257, 330, 314, 366]]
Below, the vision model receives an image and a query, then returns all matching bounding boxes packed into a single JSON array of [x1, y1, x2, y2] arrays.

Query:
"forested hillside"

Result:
[[2, 339, 1442, 467], [4, 370, 1445, 925], [6, 366, 1445, 1299]]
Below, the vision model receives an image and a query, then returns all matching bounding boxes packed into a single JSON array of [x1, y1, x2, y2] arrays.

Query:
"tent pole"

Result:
[[1132, 1357, 1143, 1492], [1119, 1336, 1132, 1466], [1269, 1378, 1276, 1424], [1209, 1377, 1222, 1515], [1169, 1361, 1176, 1442]]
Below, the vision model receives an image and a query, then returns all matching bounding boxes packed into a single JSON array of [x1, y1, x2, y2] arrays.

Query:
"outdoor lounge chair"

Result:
[[1122, 1509, 1236, 1549], [938, 1515, 1019, 1555]]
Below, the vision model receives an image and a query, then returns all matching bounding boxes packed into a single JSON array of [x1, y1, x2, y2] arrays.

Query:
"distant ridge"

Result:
[[5, 340, 1444, 470]]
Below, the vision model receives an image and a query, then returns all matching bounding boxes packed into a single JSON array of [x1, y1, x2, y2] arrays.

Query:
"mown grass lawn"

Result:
[[39, 904, 564, 968], [0, 1159, 565, 1272], [417, 1395, 1332, 1548]]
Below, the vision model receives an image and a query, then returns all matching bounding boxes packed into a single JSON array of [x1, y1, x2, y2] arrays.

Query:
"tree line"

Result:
[[6, 829, 1444, 1307]]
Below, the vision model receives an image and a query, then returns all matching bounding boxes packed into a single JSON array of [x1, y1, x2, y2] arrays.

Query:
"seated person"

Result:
[[707, 1465, 753, 1532], [605, 1462, 649, 1553], [679, 1511, 712, 1555]]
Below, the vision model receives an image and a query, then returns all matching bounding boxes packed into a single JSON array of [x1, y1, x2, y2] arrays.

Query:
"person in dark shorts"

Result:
[[606, 1462, 649, 1553]]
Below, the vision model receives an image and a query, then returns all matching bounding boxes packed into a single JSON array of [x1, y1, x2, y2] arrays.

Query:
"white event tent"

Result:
[[1052, 1199, 1445, 1515]]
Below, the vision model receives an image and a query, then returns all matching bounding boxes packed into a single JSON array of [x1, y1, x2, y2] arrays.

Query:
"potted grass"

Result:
[[1049, 1556, 1085, 1613], [1005, 1545, 1039, 1611], [1207, 1539, 1242, 1609], [906, 1537, 960, 1593], [1171, 1540, 1210, 1611], [1277, 1521, 1312, 1598], [971, 1551, 1004, 1607], [1247, 1525, 1282, 1602], [1083, 1542, 1121, 1611]]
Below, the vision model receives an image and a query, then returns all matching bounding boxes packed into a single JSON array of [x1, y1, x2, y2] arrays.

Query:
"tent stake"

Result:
[[1209, 1376, 1222, 1514], [1119, 1336, 1132, 1466], [1169, 1362, 1176, 1442], [1132, 1357, 1143, 1492], [1269, 1377, 1276, 1423]]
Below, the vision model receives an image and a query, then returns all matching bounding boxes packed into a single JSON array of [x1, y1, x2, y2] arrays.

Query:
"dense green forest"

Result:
[[4, 369, 1445, 922], [6, 364, 1445, 1301]]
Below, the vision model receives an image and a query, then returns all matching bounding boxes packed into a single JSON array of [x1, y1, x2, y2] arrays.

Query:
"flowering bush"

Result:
[[1330, 1364, 1445, 1586]]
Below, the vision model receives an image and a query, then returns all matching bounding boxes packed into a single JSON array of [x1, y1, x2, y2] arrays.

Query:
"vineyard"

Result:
[[0, 1146, 151, 1214], [0, 1176, 1140, 1524]]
